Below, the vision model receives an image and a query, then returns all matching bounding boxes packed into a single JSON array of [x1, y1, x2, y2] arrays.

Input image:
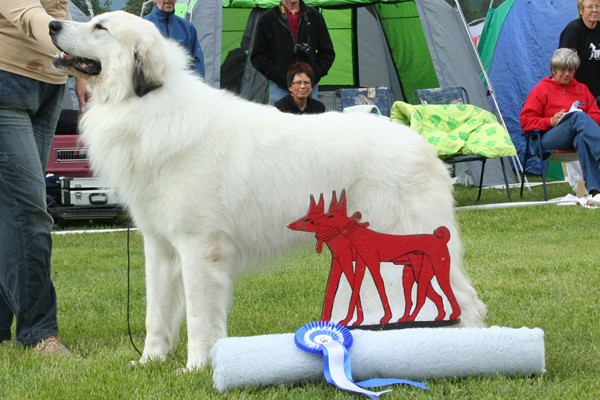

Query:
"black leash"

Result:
[[124, 225, 185, 369], [127, 225, 143, 357]]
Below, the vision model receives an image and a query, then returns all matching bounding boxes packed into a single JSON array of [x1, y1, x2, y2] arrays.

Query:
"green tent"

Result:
[[180, 0, 515, 186], [188, 0, 494, 110]]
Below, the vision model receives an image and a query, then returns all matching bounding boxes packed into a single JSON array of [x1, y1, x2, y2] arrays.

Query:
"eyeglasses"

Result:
[[584, 4, 600, 10], [292, 80, 312, 87], [556, 67, 577, 74]]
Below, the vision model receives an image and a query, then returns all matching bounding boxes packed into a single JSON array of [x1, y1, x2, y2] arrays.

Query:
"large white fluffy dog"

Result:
[[50, 11, 487, 370]]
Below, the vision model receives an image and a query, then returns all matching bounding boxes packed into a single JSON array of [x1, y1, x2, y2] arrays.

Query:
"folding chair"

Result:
[[412, 86, 469, 105], [411, 86, 512, 202], [334, 87, 393, 117], [520, 129, 579, 201]]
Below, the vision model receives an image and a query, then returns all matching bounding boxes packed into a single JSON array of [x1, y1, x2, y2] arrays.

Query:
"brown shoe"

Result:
[[33, 335, 71, 357]]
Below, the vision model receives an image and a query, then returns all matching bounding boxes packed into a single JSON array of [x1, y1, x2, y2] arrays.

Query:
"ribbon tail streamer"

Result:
[[322, 341, 392, 399], [357, 378, 429, 390]]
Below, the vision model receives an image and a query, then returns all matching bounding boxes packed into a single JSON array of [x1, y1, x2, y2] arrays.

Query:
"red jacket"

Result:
[[520, 76, 600, 131]]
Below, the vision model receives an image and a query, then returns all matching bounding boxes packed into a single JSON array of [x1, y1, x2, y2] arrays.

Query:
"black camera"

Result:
[[293, 43, 311, 56]]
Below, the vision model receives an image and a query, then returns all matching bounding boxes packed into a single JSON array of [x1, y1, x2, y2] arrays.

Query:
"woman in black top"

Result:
[[274, 62, 326, 115], [559, 0, 600, 99]]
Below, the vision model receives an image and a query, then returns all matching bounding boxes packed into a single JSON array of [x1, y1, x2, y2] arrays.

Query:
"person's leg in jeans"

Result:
[[0, 70, 65, 347], [0, 294, 12, 342], [268, 81, 289, 105], [540, 112, 600, 193], [310, 84, 319, 100]]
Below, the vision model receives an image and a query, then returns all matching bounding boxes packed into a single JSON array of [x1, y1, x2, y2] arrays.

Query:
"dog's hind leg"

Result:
[[139, 233, 185, 365], [174, 232, 234, 371]]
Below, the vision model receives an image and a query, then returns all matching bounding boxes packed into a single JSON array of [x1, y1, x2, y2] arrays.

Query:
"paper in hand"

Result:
[[558, 100, 584, 124]]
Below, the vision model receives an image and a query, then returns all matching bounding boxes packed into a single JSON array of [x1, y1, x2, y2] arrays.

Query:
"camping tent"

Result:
[[192, 0, 491, 108], [186, 0, 516, 186], [478, 0, 578, 175]]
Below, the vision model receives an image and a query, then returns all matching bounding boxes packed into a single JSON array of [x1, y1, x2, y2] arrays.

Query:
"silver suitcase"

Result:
[[60, 177, 119, 206], [60, 177, 105, 190]]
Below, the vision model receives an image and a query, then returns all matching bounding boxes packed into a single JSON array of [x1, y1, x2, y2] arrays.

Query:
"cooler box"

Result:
[[46, 134, 91, 177]]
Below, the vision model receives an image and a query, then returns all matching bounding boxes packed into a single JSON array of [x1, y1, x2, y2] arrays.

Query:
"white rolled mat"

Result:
[[211, 326, 545, 392]]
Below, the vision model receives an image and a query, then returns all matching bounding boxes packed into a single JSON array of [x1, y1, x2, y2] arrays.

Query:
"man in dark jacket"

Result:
[[144, 0, 205, 78], [251, 0, 335, 104]]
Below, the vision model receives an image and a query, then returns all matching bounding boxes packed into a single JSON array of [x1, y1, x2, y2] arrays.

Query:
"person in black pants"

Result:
[[251, 0, 335, 104]]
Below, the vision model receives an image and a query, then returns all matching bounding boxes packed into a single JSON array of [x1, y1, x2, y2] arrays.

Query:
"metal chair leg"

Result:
[[476, 159, 487, 201], [499, 157, 512, 202], [520, 142, 530, 198], [540, 162, 549, 201], [536, 137, 549, 201], [519, 161, 527, 197]]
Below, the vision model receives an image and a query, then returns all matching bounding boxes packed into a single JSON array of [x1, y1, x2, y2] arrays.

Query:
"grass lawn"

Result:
[[1, 178, 598, 399]]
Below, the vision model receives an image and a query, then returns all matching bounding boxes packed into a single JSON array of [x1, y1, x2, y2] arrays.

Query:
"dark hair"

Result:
[[286, 62, 315, 87]]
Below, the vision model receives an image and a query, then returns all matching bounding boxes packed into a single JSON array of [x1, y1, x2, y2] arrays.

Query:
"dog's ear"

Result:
[[133, 44, 164, 97]]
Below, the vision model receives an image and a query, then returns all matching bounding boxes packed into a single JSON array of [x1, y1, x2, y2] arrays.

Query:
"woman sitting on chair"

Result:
[[274, 62, 326, 115], [520, 48, 600, 199]]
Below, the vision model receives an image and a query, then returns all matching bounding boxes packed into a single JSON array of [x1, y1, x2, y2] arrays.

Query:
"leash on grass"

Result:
[[125, 226, 186, 369], [127, 225, 143, 357]]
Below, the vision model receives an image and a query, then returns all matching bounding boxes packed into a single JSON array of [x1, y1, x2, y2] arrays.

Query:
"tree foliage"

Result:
[[71, 0, 149, 17], [446, 0, 490, 23], [71, 0, 111, 17], [124, 0, 152, 17]]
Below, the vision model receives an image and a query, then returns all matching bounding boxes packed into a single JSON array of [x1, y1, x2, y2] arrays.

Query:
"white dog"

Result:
[[49, 11, 487, 371]]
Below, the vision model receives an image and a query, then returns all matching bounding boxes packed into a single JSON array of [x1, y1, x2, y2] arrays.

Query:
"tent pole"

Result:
[[140, 0, 154, 17], [84, 0, 95, 18], [453, 0, 525, 184], [185, 0, 193, 21]]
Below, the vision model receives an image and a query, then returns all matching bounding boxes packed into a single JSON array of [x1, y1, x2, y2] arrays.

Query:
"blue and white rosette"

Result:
[[295, 321, 428, 399]]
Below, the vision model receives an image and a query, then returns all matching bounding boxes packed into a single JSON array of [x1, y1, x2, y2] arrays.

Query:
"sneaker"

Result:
[[33, 335, 71, 357], [587, 194, 600, 207]]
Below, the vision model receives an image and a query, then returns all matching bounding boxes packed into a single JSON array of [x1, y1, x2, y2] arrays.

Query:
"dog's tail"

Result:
[[433, 226, 451, 243]]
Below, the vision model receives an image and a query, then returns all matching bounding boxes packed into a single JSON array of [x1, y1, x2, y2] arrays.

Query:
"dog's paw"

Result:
[[129, 352, 168, 368], [129, 358, 153, 368], [175, 365, 203, 375], [181, 357, 209, 373]]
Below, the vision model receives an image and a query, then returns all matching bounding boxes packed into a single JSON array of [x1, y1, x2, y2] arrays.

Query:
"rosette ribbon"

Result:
[[295, 321, 428, 399]]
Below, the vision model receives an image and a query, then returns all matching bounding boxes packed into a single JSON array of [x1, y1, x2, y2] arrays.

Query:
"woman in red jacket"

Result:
[[520, 48, 600, 198]]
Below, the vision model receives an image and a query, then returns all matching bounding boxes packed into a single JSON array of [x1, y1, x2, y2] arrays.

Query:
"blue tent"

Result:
[[478, 0, 577, 175]]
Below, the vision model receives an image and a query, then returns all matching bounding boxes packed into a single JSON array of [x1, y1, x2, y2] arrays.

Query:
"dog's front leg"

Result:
[[138, 233, 185, 365], [176, 234, 234, 371]]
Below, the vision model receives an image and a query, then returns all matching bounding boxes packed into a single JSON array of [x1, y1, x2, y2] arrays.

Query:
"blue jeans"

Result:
[[0, 70, 65, 346], [540, 112, 600, 193], [268, 81, 319, 105]]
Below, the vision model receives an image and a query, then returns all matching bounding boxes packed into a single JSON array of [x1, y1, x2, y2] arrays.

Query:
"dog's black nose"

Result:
[[49, 20, 62, 35]]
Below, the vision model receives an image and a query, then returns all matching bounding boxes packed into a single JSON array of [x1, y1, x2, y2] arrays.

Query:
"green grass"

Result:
[[1, 178, 599, 398]]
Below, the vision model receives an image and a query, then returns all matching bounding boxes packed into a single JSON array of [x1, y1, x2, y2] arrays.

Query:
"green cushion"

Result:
[[391, 101, 517, 158]]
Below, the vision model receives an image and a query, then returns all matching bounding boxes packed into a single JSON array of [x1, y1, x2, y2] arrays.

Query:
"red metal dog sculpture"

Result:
[[312, 191, 461, 324], [289, 190, 461, 327]]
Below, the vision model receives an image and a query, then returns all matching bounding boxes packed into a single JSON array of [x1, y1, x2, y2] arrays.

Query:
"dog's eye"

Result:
[[95, 23, 106, 31]]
